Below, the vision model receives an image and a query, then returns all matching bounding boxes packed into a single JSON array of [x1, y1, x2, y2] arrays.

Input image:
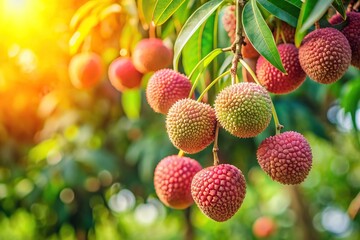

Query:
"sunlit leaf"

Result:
[[153, 0, 187, 25], [99, 3, 122, 21], [122, 89, 141, 119], [173, 0, 224, 71], [243, 0, 285, 73], [138, 0, 156, 27], [295, 0, 333, 47], [69, 16, 99, 55], [257, 0, 300, 27]]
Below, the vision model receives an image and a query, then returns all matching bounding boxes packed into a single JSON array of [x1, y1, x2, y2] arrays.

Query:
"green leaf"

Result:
[[332, 0, 346, 19], [243, 0, 285, 73], [285, 0, 302, 8], [341, 79, 360, 130], [295, 0, 333, 47], [122, 89, 141, 119], [182, 15, 215, 76], [153, 0, 187, 25], [257, 0, 300, 27], [173, 0, 224, 71], [138, 0, 157, 27]]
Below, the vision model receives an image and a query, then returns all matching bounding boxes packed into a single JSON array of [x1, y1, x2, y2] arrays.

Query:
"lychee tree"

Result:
[[66, 0, 360, 238]]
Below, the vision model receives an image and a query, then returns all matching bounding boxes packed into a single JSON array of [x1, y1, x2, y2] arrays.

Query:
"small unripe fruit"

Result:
[[256, 44, 306, 94], [191, 164, 246, 222], [132, 38, 173, 73], [166, 99, 216, 154], [214, 82, 272, 138], [222, 5, 259, 58], [257, 131, 312, 185], [154, 155, 202, 209], [299, 28, 351, 84], [146, 69, 191, 114], [329, 12, 360, 69], [69, 52, 103, 89], [108, 57, 143, 92], [253, 217, 277, 238]]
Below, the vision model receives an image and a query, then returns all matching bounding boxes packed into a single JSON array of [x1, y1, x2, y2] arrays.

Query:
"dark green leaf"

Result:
[[122, 89, 141, 119], [173, 0, 224, 71], [332, 0, 346, 19], [285, 0, 302, 8], [257, 0, 300, 27], [153, 0, 187, 25], [295, 0, 333, 46], [341, 79, 360, 130], [242, 0, 285, 73]]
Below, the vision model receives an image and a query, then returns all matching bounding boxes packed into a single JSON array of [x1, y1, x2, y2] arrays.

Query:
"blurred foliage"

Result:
[[0, 0, 360, 240]]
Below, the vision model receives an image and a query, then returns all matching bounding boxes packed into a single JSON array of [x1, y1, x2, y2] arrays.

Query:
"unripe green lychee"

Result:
[[108, 57, 143, 92], [256, 44, 306, 94], [214, 82, 272, 138], [257, 131, 312, 185], [222, 5, 259, 58], [329, 12, 360, 69], [166, 99, 216, 154], [299, 28, 351, 84], [154, 155, 202, 209], [253, 217, 277, 238], [191, 164, 246, 222], [132, 38, 173, 73], [146, 69, 191, 114], [69, 52, 103, 89]]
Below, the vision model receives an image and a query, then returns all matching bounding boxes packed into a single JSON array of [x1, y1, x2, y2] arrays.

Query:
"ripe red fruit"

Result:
[[154, 155, 202, 209], [69, 52, 103, 89], [108, 57, 143, 92], [253, 217, 277, 238], [146, 69, 191, 114], [191, 164, 246, 222], [329, 12, 360, 69], [132, 38, 173, 73], [298, 28, 351, 84], [257, 131, 312, 185], [256, 43, 306, 94]]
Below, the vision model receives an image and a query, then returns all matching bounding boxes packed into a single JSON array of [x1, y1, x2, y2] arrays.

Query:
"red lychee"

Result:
[[253, 217, 277, 238]]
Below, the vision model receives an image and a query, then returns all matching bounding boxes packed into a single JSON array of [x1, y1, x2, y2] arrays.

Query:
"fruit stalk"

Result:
[[230, 0, 245, 85], [196, 70, 231, 101], [240, 59, 283, 134], [213, 122, 220, 166]]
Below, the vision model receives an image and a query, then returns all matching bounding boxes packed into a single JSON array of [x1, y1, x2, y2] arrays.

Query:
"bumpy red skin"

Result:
[[108, 57, 143, 92], [191, 164, 246, 222], [146, 69, 191, 114], [253, 217, 277, 238], [166, 99, 216, 154], [132, 38, 173, 73], [222, 5, 259, 58], [256, 44, 306, 94], [329, 12, 360, 69], [154, 155, 202, 209], [298, 28, 351, 84], [69, 52, 103, 89], [257, 131, 312, 185]]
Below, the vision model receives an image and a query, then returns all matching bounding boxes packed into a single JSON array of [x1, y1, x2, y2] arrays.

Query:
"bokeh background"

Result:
[[0, 0, 359, 239]]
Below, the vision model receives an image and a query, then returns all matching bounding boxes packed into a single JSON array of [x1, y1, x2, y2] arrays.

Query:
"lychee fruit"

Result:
[[69, 52, 103, 89], [108, 57, 143, 92], [298, 27, 351, 84], [191, 164, 246, 222], [256, 43, 306, 94], [222, 5, 259, 58], [253, 217, 277, 238], [257, 131, 312, 185], [154, 155, 202, 209], [329, 12, 360, 69], [166, 99, 216, 154], [274, 21, 295, 44], [214, 82, 272, 138], [132, 38, 173, 73], [146, 69, 191, 114]]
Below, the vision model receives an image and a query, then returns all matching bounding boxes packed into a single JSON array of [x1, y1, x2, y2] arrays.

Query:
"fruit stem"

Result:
[[230, 0, 245, 85], [189, 72, 203, 98], [240, 59, 283, 134], [197, 70, 231, 102], [213, 122, 220, 166], [178, 150, 184, 157], [315, 21, 320, 30], [149, 21, 156, 38]]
